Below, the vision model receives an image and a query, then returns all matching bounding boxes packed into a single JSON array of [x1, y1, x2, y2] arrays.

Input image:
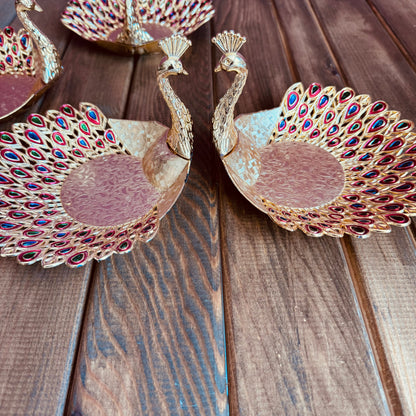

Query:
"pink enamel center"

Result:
[[61, 154, 159, 226], [256, 141, 345, 208]]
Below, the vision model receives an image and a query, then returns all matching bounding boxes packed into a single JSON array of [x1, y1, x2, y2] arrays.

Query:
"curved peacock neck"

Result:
[[16, 8, 61, 84], [157, 74, 193, 160], [117, 0, 153, 46], [213, 68, 248, 157]]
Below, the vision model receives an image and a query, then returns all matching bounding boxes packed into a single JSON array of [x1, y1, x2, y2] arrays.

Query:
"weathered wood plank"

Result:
[[0, 0, 134, 414], [309, 0, 416, 413], [67, 25, 228, 415], [0, 259, 92, 416], [368, 0, 416, 69], [0, 2, 16, 27], [214, 0, 389, 414]]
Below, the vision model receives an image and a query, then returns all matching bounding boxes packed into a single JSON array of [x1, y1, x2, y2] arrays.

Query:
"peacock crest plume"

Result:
[[212, 30, 246, 54], [159, 34, 191, 60]]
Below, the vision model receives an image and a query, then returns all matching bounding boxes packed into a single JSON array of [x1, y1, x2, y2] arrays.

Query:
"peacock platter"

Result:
[[61, 0, 215, 54], [212, 30, 416, 238], [0, 34, 193, 268], [0, 0, 63, 122]]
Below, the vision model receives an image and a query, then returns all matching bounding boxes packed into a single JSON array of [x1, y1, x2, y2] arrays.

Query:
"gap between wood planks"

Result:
[[365, 0, 416, 75], [209, 16, 236, 415], [272, 0, 405, 414], [64, 260, 100, 415]]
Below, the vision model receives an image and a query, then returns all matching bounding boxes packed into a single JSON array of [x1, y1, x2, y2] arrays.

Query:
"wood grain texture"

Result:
[[0, 259, 92, 416], [368, 0, 416, 69], [67, 25, 228, 415], [214, 0, 389, 414], [309, 0, 416, 120], [0, 2, 16, 27], [308, 0, 416, 413]]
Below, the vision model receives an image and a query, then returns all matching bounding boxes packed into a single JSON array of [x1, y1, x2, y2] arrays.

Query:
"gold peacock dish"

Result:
[[0, 0, 63, 122], [0, 34, 192, 267], [213, 30, 416, 238], [61, 0, 215, 54]]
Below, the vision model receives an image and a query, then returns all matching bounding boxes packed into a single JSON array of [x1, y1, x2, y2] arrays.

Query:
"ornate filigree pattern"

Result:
[[263, 82, 416, 238], [61, 0, 215, 53], [158, 34, 193, 160], [16, 0, 62, 84], [0, 104, 160, 268], [0, 26, 35, 76], [212, 31, 248, 157]]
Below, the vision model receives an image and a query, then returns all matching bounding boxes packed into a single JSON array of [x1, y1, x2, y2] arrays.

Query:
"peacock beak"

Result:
[[34, 1, 43, 12], [181, 68, 189, 76], [214, 63, 222, 72]]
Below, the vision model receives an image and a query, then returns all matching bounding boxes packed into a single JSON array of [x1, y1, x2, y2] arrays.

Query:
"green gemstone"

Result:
[[31, 116, 42, 126], [23, 251, 37, 260], [80, 122, 89, 133]]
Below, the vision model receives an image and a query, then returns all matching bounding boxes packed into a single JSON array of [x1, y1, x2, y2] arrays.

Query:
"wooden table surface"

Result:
[[1, 0, 416, 414]]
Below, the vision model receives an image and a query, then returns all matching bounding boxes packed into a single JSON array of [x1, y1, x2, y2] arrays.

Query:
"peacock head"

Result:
[[158, 34, 191, 77], [212, 30, 247, 73], [15, 0, 43, 12], [158, 56, 188, 77]]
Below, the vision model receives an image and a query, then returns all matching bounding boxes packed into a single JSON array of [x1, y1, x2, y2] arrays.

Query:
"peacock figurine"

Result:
[[0, 34, 192, 268], [61, 0, 215, 54], [213, 30, 416, 238], [0, 0, 63, 121]]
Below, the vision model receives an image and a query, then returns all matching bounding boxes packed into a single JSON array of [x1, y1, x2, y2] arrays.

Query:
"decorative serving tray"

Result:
[[0, 34, 192, 267], [61, 0, 215, 54], [213, 31, 416, 238], [0, 1, 62, 121]]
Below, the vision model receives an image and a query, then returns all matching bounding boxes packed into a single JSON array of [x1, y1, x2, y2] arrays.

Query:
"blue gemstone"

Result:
[[28, 131, 41, 142], [21, 36, 27, 46], [59, 248, 72, 254], [348, 105, 358, 115], [304, 120, 311, 129], [5, 151, 18, 161], [289, 93, 297, 106], [0, 175, 9, 183], [320, 96, 328, 106], [347, 138, 359, 146], [1, 223, 15, 229], [373, 120, 384, 129], [22, 241, 37, 247], [56, 118, 66, 129], [279, 119, 286, 129], [56, 232, 67, 238], [36, 166, 47, 172], [88, 110, 97, 120]]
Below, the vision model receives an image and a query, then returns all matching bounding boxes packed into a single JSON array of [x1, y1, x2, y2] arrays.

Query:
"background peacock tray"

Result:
[[0, 34, 193, 268], [0, 0, 62, 121], [61, 0, 215, 54], [212, 31, 416, 238]]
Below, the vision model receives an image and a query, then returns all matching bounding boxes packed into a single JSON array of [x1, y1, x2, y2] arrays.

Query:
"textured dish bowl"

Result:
[[61, 0, 215, 54], [212, 30, 416, 238], [0, 34, 193, 267], [0, 0, 62, 121]]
